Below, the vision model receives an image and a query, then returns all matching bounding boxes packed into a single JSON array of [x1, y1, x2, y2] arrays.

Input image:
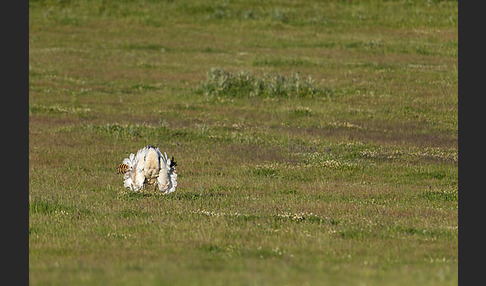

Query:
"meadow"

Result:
[[29, 0, 458, 285]]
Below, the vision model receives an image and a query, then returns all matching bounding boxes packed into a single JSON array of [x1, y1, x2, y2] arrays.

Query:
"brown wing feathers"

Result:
[[117, 163, 130, 174]]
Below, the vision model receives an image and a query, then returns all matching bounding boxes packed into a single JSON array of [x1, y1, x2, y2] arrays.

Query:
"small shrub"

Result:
[[198, 68, 326, 98]]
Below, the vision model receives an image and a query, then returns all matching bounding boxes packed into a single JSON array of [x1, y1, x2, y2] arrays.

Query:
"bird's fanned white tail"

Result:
[[119, 145, 178, 194]]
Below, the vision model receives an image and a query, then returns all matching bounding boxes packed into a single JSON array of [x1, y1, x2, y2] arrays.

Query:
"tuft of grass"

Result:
[[29, 104, 92, 118], [291, 107, 313, 116], [29, 199, 91, 216], [29, 200, 72, 215], [253, 57, 315, 68], [198, 68, 325, 98], [420, 187, 458, 202]]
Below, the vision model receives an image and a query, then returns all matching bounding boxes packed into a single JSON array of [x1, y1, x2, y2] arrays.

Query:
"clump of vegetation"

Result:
[[198, 68, 326, 98]]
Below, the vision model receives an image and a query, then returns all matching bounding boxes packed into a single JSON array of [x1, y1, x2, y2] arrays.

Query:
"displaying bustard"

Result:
[[117, 145, 177, 194]]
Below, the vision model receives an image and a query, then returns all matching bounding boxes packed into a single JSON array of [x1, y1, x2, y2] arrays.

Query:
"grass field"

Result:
[[29, 0, 458, 285]]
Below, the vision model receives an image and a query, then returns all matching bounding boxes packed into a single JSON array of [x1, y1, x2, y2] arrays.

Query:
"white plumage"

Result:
[[118, 145, 177, 194]]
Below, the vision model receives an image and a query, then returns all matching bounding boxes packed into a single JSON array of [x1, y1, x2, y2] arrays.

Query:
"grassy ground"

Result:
[[29, 0, 458, 285]]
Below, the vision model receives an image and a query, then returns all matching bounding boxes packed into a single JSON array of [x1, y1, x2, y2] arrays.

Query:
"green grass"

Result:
[[198, 68, 323, 98], [29, 0, 457, 285]]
